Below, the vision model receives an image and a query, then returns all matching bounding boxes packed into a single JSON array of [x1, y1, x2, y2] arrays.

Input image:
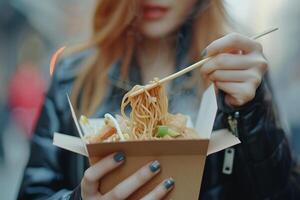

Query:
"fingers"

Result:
[[209, 70, 248, 82], [204, 33, 263, 56], [82, 152, 125, 196], [204, 55, 265, 106], [215, 82, 256, 106], [208, 69, 262, 85], [104, 160, 161, 200], [141, 178, 175, 200], [201, 53, 267, 75], [200, 33, 268, 107]]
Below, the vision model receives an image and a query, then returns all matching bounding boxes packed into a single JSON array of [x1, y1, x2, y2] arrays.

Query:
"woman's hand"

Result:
[[81, 152, 174, 200], [200, 33, 268, 107]]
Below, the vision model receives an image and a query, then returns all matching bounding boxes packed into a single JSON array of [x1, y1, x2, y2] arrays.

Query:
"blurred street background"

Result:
[[0, 0, 300, 199]]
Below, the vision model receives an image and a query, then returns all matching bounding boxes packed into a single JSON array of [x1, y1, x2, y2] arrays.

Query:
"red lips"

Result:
[[142, 4, 169, 20]]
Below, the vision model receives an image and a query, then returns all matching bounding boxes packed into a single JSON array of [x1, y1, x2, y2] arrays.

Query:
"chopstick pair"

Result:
[[129, 27, 279, 98]]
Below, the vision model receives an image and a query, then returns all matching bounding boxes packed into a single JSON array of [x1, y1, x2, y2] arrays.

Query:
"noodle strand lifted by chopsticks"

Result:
[[120, 82, 168, 140]]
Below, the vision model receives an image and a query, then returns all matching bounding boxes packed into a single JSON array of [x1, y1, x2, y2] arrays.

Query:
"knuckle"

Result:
[[83, 168, 95, 183], [257, 58, 268, 72], [255, 75, 262, 86], [243, 86, 256, 101], [252, 77, 261, 88], [249, 71, 262, 86]]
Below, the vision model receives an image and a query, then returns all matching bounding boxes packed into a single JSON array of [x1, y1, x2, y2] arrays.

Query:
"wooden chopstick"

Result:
[[129, 27, 278, 98], [251, 27, 278, 40]]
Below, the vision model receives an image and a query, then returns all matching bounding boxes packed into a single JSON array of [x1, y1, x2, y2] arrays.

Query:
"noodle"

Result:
[[120, 83, 169, 140], [83, 80, 198, 143]]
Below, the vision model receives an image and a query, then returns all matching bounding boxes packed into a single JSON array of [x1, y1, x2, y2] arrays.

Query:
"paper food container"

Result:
[[53, 85, 240, 199]]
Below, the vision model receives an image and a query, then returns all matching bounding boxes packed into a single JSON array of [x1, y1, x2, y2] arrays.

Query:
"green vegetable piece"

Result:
[[157, 126, 169, 137], [167, 128, 181, 137], [157, 125, 180, 138], [80, 115, 90, 125]]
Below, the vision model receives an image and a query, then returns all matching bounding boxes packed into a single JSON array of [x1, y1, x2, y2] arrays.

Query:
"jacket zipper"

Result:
[[222, 111, 240, 175], [228, 111, 240, 137]]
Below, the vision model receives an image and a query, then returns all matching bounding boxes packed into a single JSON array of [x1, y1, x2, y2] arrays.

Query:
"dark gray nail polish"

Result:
[[201, 48, 207, 58], [164, 178, 174, 189], [113, 152, 125, 162], [149, 160, 160, 173]]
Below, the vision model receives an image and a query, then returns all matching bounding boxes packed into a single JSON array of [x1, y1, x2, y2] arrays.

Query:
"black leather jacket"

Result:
[[17, 49, 300, 200]]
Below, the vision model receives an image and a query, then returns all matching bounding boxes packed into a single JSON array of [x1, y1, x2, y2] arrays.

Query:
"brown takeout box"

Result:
[[53, 85, 240, 199]]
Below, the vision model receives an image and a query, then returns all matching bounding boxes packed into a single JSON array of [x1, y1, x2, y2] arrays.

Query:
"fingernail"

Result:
[[201, 48, 207, 58], [113, 152, 125, 162], [149, 160, 160, 173], [164, 178, 175, 189]]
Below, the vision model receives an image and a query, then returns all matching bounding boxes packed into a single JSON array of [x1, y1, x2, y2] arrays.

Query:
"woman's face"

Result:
[[138, 0, 198, 39]]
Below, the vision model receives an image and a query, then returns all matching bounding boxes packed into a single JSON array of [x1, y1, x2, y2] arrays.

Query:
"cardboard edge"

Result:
[[53, 132, 210, 157], [207, 129, 241, 155], [53, 132, 88, 157], [195, 85, 218, 139], [87, 138, 209, 157], [67, 95, 85, 139], [53, 129, 241, 157]]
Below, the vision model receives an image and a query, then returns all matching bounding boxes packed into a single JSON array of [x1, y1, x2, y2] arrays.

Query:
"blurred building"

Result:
[[0, 0, 95, 199]]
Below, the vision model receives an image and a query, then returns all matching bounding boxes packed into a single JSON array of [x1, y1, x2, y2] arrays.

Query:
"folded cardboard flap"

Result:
[[195, 84, 218, 139], [207, 129, 240, 155], [53, 132, 88, 156]]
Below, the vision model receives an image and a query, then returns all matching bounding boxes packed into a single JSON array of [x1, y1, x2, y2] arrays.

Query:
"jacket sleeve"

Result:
[[218, 77, 299, 199], [17, 65, 82, 200]]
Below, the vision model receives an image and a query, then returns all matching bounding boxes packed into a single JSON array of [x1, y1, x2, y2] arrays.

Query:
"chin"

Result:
[[139, 23, 176, 39]]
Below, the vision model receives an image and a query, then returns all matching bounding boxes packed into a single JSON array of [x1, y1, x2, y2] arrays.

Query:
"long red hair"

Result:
[[70, 0, 229, 116]]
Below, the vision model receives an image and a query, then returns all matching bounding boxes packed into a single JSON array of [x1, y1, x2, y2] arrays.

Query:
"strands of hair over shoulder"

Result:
[[121, 83, 168, 140], [70, 0, 141, 115]]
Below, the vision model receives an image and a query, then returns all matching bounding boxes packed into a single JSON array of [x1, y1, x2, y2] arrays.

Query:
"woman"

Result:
[[18, 0, 299, 199]]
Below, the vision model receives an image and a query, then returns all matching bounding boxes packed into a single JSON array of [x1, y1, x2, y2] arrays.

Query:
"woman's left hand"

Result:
[[200, 33, 268, 107]]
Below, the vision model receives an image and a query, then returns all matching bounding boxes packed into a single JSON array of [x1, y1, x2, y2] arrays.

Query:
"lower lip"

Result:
[[142, 6, 169, 21]]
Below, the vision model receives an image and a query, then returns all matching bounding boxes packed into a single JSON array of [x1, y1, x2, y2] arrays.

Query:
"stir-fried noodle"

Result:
[[121, 84, 168, 140]]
